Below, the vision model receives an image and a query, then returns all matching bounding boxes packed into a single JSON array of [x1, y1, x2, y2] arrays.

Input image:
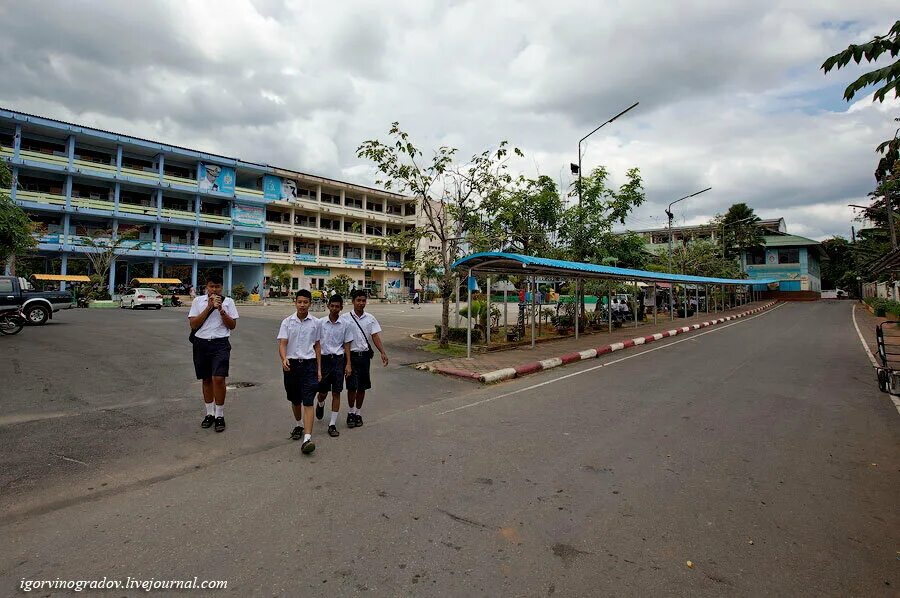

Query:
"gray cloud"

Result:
[[1, 0, 897, 240]]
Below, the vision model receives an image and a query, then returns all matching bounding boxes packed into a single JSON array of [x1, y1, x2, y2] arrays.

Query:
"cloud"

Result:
[[0, 0, 897, 241]]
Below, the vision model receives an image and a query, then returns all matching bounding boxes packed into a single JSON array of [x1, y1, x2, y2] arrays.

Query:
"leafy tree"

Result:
[[81, 229, 148, 299], [269, 263, 292, 295], [821, 20, 900, 103], [480, 175, 562, 255], [328, 273, 355, 298], [358, 123, 519, 347], [820, 236, 857, 291], [650, 239, 742, 279], [0, 162, 36, 272], [559, 165, 645, 263], [716, 203, 763, 259]]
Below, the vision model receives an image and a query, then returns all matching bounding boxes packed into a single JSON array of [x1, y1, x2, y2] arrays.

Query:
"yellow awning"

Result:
[[130, 278, 182, 285], [30, 274, 91, 282]]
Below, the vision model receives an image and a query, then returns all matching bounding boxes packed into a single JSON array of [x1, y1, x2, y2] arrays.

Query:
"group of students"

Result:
[[187, 275, 388, 456]]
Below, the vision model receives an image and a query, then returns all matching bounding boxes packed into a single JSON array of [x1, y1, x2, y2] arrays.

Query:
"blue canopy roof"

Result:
[[452, 252, 775, 286]]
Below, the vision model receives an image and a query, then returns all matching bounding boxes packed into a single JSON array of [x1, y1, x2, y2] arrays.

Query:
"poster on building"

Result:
[[198, 163, 235, 194], [263, 174, 297, 201], [233, 203, 265, 228]]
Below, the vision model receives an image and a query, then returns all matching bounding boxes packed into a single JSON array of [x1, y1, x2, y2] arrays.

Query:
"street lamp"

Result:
[[572, 101, 640, 208], [665, 187, 711, 319]]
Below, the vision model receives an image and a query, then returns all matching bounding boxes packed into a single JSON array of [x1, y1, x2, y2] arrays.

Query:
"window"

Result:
[[320, 218, 340, 231], [0, 279, 13, 293], [366, 201, 383, 212], [292, 277, 299, 291], [345, 196, 363, 209], [365, 224, 383, 236], [321, 192, 341, 205], [777, 248, 800, 264], [365, 248, 382, 260], [748, 249, 766, 265], [344, 246, 362, 259], [320, 243, 340, 257]]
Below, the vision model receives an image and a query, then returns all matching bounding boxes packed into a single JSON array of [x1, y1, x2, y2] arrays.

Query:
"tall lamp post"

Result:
[[666, 187, 711, 317], [572, 101, 640, 208]]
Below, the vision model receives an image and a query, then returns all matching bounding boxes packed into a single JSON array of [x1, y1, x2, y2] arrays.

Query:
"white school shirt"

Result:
[[277, 312, 320, 359], [188, 295, 239, 339], [318, 315, 353, 356], [341, 311, 382, 353]]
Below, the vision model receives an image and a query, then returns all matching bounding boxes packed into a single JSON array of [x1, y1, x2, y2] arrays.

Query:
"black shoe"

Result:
[[315, 401, 325, 420], [355, 414, 363, 427], [214, 417, 226, 432], [290, 425, 304, 440], [347, 413, 357, 428], [301, 439, 316, 454], [328, 425, 339, 437], [201, 414, 215, 428]]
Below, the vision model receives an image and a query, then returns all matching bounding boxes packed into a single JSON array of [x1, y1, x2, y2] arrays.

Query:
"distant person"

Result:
[[413, 291, 420, 308], [188, 285, 196, 299], [189, 274, 239, 433], [342, 290, 389, 428], [277, 290, 322, 455], [315, 294, 353, 438], [171, 293, 182, 308], [519, 288, 525, 304]]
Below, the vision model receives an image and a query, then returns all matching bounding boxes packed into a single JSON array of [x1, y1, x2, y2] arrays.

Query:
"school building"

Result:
[[1, 108, 419, 296]]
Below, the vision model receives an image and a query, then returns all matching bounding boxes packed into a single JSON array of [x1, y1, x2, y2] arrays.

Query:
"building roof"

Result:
[[452, 252, 775, 286], [759, 234, 820, 247], [626, 217, 786, 235]]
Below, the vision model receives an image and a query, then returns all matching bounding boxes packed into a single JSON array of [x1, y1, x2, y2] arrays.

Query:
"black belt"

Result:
[[289, 358, 316, 363], [195, 336, 229, 343], [351, 351, 369, 355]]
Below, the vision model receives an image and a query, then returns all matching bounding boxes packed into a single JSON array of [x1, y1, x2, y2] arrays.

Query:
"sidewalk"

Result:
[[418, 300, 779, 383]]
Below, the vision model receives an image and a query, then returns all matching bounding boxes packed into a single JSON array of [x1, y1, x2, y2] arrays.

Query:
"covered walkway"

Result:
[[451, 252, 777, 357]]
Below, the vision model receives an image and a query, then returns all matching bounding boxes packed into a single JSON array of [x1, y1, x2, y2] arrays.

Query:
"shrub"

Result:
[[232, 282, 250, 301], [434, 325, 482, 343]]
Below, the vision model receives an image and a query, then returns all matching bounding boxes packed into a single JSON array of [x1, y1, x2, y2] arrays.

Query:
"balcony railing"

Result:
[[232, 247, 262, 258], [267, 252, 293, 264], [266, 221, 293, 235], [199, 213, 231, 225], [71, 197, 115, 212], [120, 166, 159, 182], [72, 159, 117, 176], [18, 148, 68, 167], [163, 173, 198, 187], [0, 145, 12, 157], [160, 207, 197, 221], [15, 190, 66, 206], [118, 202, 158, 217], [235, 186, 264, 198], [197, 245, 230, 256]]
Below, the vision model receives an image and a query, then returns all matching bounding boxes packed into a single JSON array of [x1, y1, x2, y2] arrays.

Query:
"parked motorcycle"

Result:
[[0, 308, 26, 335]]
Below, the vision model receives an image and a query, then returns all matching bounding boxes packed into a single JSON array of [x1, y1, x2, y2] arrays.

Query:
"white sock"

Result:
[[356, 407, 362, 416], [349, 407, 357, 415], [303, 433, 311, 443], [205, 403, 215, 416], [214, 405, 224, 418], [317, 398, 326, 406], [329, 411, 339, 426]]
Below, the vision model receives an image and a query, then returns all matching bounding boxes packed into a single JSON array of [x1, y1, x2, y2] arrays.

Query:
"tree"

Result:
[[269, 263, 292, 295], [559, 166, 646, 263], [820, 236, 858, 291], [716, 203, 763, 259], [0, 162, 36, 272], [81, 229, 148, 299], [358, 123, 519, 347], [480, 175, 562, 255], [821, 20, 900, 103], [650, 239, 742, 279], [328, 273, 354, 298]]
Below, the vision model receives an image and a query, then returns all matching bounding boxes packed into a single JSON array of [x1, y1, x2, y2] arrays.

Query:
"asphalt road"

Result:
[[1, 300, 897, 596]]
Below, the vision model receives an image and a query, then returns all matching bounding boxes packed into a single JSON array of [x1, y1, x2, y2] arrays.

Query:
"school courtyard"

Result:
[[1, 299, 897, 595]]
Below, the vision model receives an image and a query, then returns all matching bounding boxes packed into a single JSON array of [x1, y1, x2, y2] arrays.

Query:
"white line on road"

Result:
[[437, 303, 786, 415], [851, 304, 900, 415]]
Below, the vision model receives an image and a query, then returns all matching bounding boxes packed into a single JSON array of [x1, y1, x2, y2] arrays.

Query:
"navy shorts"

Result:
[[192, 337, 231, 379], [283, 359, 318, 406], [346, 352, 372, 392], [317, 354, 346, 394]]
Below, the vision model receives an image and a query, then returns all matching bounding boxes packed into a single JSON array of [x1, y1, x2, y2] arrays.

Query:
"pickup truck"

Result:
[[0, 276, 73, 325]]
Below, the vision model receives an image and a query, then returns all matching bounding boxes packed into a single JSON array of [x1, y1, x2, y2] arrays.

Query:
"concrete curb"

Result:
[[431, 301, 779, 383]]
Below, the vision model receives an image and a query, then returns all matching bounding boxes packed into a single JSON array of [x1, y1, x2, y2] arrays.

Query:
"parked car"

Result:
[[120, 288, 163, 310], [821, 289, 848, 299], [0, 276, 73, 325]]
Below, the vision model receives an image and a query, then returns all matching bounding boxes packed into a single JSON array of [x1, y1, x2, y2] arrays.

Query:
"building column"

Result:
[[10, 166, 17, 201], [64, 174, 73, 210], [62, 213, 71, 248], [125, 262, 130, 286], [155, 223, 161, 255], [113, 182, 121, 213], [157, 153, 165, 181], [260, 235, 266, 259], [225, 262, 233, 293], [116, 145, 123, 173], [227, 232, 234, 258], [156, 189, 163, 217], [191, 260, 198, 289], [316, 185, 322, 202], [60, 253, 68, 291], [152, 258, 160, 277], [66, 135, 75, 169], [108, 259, 116, 297]]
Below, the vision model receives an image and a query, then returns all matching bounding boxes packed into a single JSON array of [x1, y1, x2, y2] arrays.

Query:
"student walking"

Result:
[[315, 294, 353, 437], [342, 290, 389, 428], [188, 274, 239, 433], [277, 290, 322, 455]]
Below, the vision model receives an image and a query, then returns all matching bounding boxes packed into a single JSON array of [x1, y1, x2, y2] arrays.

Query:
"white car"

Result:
[[821, 289, 848, 299], [121, 288, 163, 310]]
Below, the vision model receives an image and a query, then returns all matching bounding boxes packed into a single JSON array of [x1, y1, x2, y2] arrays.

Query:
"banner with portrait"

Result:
[[263, 174, 297, 201], [198, 163, 235, 195]]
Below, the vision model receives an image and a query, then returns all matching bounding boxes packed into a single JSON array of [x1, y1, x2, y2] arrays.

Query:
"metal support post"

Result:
[[486, 276, 491, 346], [608, 286, 612, 333], [455, 275, 461, 328], [530, 277, 536, 349], [466, 269, 472, 358], [575, 278, 580, 340], [652, 283, 658, 325], [634, 280, 638, 327]]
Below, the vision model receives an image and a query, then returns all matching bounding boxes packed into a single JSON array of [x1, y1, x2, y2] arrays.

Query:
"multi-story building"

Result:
[[626, 218, 787, 254], [0, 109, 419, 296]]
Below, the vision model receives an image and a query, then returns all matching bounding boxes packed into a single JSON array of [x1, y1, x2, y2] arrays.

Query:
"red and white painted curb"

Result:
[[432, 301, 779, 384]]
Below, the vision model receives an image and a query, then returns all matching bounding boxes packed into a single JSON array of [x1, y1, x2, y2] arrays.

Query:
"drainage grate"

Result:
[[226, 382, 256, 389]]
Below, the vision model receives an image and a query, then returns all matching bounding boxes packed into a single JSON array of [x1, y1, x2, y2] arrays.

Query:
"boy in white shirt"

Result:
[[315, 294, 353, 437], [188, 274, 239, 433], [341, 290, 389, 428], [277, 290, 322, 455]]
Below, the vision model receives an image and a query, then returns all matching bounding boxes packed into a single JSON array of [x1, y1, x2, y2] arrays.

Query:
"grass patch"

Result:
[[422, 342, 469, 358]]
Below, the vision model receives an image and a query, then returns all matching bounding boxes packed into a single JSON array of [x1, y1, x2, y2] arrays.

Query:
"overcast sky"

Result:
[[1, 1, 897, 240]]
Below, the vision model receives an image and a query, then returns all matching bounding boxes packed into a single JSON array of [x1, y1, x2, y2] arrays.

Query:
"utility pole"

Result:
[[665, 187, 711, 315]]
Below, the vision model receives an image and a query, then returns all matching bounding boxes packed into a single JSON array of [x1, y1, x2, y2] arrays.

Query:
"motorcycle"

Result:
[[0, 308, 26, 335]]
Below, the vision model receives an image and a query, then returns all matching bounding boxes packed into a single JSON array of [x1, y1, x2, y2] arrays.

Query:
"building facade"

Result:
[[1, 109, 419, 296], [741, 234, 822, 293], [626, 218, 787, 254]]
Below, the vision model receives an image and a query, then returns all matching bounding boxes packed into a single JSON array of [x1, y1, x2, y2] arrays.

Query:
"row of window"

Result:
[[746, 248, 800, 265]]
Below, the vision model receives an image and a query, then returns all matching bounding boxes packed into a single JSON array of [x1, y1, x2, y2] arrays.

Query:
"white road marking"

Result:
[[437, 303, 785, 415], [851, 304, 900, 415]]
